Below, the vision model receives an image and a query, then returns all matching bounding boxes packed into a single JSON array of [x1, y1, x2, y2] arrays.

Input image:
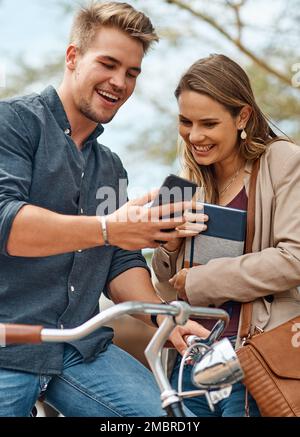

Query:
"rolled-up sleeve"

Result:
[[0, 102, 34, 255], [106, 248, 150, 285]]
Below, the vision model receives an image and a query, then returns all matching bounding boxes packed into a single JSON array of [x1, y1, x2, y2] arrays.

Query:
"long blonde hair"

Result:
[[175, 54, 281, 203]]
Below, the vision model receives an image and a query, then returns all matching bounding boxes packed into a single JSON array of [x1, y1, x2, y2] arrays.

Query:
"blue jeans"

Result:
[[170, 352, 261, 417], [0, 344, 165, 417]]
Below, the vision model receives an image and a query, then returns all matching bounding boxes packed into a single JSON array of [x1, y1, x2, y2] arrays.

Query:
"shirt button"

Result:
[[60, 324, 64, 329], [77, 249, 83, 253], [64, 128, 71, 135], [70, 286, 75, 293], [81, 172, 85, 179], [80, 208, 84, 214]]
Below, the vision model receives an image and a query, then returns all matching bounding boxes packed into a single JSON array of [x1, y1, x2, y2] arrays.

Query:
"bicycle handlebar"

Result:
[[0, 300, 230, 417], [0, 301, 229, 347]]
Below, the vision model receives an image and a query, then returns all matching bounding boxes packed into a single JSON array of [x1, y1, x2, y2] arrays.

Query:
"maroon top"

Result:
[[198, 186, 248, 338]]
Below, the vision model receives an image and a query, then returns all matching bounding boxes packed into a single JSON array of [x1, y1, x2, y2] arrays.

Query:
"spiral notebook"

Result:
[[184, 203, 247, 267]]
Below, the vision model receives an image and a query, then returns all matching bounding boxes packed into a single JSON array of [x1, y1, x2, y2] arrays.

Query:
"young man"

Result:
[[0, 2, 206, 417]]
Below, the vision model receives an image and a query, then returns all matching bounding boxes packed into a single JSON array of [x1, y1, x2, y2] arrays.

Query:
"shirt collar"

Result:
[[40, 85, 104, 142]]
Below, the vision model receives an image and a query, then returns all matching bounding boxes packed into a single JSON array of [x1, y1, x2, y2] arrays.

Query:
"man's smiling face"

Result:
[[69, 26, 144, 124]]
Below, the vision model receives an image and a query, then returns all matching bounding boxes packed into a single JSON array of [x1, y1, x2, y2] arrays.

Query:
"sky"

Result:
[[0, 0, 287, 195]]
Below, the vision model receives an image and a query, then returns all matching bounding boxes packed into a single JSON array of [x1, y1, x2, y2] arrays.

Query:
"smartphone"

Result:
[[151, 174, 198, 235], [151, 174, 198, 208]]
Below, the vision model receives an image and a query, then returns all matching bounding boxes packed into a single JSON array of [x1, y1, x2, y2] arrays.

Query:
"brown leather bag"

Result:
[[236, 159, 300, 417], [237, 315, 300, 417]]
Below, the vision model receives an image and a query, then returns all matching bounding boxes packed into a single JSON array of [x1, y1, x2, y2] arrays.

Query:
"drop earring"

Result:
[[240, 129, 247, 140]]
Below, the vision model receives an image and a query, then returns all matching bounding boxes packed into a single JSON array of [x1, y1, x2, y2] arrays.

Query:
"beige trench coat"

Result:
[[152, 140, 300, 349]]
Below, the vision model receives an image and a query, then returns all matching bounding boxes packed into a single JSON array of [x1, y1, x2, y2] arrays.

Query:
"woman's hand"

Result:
[[162, 206, 208, 252], [169, 268, 189, 300], [166, 320, 210, 356]]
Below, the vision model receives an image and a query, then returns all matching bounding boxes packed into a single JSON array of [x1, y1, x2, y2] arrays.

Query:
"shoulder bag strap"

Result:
[[240, 158, 261, 339]]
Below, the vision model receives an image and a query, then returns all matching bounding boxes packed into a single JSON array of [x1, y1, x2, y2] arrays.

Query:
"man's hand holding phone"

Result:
[[104, 175, 208, 251], [106, 190, 191, 250], [150, 174, 209, 251]]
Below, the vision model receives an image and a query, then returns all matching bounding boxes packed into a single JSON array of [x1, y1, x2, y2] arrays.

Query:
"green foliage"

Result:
[[247, 62, 300, 143]]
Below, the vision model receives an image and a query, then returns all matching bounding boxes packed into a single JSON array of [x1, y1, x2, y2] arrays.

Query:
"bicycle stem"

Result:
[[145, 301, 229, 412]]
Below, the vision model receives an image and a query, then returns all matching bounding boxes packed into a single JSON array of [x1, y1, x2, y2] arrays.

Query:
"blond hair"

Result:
[[175, 54, 287, 203], [70, 1, 159, 54]]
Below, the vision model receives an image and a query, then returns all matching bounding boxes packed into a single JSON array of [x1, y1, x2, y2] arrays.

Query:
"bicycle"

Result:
[[0, 300, 243, 417]]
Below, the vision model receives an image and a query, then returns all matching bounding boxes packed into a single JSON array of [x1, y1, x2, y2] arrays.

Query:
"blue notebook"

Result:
[[184, 203, 247, 267]]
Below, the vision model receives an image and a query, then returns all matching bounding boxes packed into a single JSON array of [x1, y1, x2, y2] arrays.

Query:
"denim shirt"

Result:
[[0, 86, 149, 375]]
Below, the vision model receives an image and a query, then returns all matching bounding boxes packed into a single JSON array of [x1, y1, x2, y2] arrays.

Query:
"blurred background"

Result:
[[1, 0, 299, 261]]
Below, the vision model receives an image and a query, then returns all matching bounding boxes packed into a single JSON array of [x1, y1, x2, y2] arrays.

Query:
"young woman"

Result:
[[152, 54, 300, 417]]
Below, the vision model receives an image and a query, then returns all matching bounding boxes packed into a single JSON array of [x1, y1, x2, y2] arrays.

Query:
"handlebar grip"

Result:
[[0, 324, 43, 346]]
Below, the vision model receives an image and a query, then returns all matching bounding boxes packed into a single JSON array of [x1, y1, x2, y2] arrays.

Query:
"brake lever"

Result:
[[186, 319, 226, 348]]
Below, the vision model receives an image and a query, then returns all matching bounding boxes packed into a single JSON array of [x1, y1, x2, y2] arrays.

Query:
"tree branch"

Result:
[[226, 0, 246, 42], [165, 0, 295, 88]]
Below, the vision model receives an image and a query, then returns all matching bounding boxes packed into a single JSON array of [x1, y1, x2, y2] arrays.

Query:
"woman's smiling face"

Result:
[[178, 90, 241, 167]]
